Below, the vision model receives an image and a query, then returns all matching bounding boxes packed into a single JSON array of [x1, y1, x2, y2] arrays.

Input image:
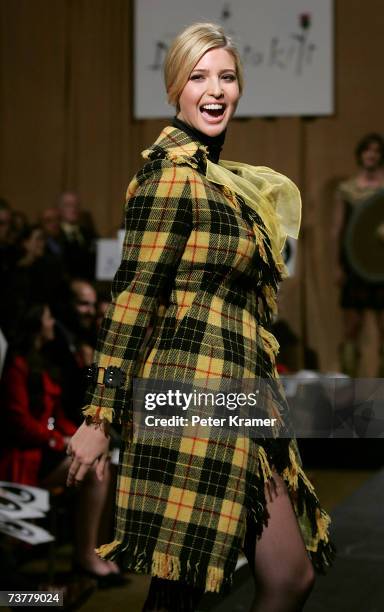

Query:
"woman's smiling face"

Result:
[[177, 47, 240, 137]]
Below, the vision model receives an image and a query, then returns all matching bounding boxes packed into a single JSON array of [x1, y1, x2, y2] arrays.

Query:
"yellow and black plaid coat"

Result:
[[83, 126, 334, 593]]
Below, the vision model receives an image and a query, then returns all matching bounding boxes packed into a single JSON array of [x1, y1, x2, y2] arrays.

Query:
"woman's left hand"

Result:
[[66, 420, 110, 486]]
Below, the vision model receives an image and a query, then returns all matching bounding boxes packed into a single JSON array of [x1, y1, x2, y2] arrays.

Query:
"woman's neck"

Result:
[[357, 166, 384, 185], [172, 116, 226, 164]]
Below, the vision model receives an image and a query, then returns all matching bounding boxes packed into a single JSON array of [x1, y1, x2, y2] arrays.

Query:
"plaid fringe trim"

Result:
[[95, 541, 228, 593], [94, 442, 334, 593], [281, 442, 336, 571], [82, 404, 115, 423], [282, 444, 316, 493], [257, 445, 274, 481]]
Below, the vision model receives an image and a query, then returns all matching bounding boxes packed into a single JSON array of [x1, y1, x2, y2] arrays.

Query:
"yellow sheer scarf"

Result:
[[205, 159, 302, 263]]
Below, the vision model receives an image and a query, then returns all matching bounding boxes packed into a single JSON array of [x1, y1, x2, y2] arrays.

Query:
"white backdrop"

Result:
[[134, 0, 334, 118]]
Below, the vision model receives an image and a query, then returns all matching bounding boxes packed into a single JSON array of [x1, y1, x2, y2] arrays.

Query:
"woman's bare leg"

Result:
[[40, 456, 119, 575], [74, 458, 119, 574], [96, 462, 120, 573], [246, 473, 315, 612]]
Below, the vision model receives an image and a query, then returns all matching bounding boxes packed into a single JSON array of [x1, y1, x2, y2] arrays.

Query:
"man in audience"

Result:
[[66, 278, 98, 348], [58, 192, 96, 279], [52, 279, 98, 424], [10, 210, 28, 243], [41, 206, 64, 259]]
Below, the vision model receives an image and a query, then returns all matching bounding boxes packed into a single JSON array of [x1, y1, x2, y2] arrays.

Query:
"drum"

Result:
[[344, 189, 384, 283]]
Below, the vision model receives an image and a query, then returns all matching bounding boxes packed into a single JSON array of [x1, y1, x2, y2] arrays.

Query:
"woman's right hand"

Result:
[[66, 420, 110, 487]]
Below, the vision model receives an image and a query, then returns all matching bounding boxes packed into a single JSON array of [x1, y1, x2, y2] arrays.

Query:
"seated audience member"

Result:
[[40, 207, 64, 259], [0, 304, 76, 484], [51, 279, 98, 424], [1, 224, 45, 339], [58, 192, 97, 280], [39, 207, 69, 298], [0, 304, 123, 586], [56, 278, 98, 353], [2, 225, 66, 340], [10, 210, 28, 244]]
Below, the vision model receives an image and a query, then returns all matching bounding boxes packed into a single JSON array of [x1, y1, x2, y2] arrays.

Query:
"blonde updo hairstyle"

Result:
[[164, 23, 244, 111]]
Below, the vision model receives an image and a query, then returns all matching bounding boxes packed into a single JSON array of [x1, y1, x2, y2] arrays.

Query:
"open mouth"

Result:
[[200, 103, 226, 120]]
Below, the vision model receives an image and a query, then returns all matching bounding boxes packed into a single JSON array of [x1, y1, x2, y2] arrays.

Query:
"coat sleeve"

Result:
[[82, 164, 193, 424]]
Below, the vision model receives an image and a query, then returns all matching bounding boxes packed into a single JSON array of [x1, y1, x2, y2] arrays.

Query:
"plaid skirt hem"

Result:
[[94, 441, 334, 594], [95, 540, 231, 594]]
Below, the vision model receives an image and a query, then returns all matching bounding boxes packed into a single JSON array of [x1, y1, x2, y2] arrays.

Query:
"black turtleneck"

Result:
[[172, 116, 226, 164]]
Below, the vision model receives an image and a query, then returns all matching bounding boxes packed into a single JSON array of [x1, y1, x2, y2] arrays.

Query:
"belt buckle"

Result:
[[103, 366, 126, 389], [84, 363, 98, 385]]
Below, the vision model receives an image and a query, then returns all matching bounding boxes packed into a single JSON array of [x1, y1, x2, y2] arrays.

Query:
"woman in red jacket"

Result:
[[0, 305, 76, 484], [0, 303, 123, 586]]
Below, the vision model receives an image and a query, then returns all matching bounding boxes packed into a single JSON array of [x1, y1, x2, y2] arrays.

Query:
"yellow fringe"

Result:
[[151, 553, 226, 593], [257, 446, 274, 481], [95, 542, 225, 593], [151, 551, 181, 581], [305, 509, 332, 553], [82, 404, 114, 423], [205, 565, 224, 593], [282, 444, 316, 496], [316, 508, 331, 542], [95, 539, 122, 558], [282, 445, 299, 489]]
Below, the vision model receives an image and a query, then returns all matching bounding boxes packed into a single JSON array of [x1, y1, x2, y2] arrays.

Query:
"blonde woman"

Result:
[[66, 23, 334, 612]]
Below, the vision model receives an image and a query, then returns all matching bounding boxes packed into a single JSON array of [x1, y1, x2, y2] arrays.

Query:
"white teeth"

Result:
[[201, 104, 225, 110]]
